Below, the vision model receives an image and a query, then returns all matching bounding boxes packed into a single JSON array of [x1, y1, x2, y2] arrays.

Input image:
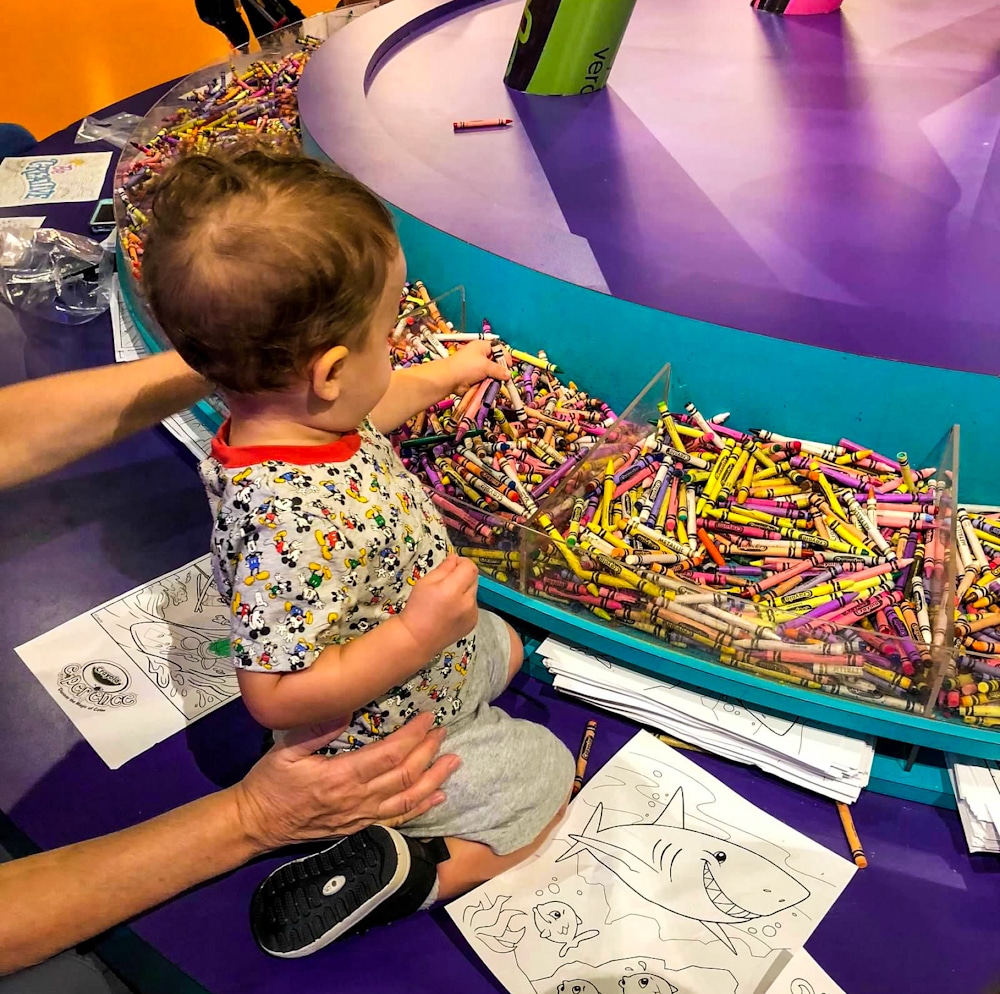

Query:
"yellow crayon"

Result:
[[736, 456, 755, 504], [898, 452, 916, 494]]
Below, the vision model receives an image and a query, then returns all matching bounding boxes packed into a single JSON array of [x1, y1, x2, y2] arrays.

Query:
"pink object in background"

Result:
[[751, 0, 844, 14]]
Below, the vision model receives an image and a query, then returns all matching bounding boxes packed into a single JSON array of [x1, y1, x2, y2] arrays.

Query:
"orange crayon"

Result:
[[453, 118, 514, 131]]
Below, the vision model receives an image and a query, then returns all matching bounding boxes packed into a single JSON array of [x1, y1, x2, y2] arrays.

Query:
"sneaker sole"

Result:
[[250, 826, 410, 958]]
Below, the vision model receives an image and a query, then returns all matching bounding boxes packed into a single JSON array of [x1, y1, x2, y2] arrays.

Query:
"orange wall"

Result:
[[3, 1, 333, 141]]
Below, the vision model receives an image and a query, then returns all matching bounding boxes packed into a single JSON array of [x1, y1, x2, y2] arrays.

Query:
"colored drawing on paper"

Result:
[[91, 558, 236, 719]]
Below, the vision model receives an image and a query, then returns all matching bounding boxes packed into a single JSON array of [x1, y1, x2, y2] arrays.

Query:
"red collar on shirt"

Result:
[[210, 419, 362, 468]]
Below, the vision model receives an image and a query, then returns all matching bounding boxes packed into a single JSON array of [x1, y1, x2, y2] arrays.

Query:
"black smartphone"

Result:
[[89, 198, 116, 233]]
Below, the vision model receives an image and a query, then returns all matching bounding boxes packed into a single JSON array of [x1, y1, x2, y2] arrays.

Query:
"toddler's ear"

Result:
[[311, 345, 350, 402]]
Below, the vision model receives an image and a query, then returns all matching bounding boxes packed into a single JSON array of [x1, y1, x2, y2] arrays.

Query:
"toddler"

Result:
[[143, 147, 574, 957]]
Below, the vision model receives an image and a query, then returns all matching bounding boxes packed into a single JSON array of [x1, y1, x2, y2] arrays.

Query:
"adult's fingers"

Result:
[[379, 787, 447, 829], [276, 718, 349, 759], [365, 720, 455, 799], [376, 753, 460, 826], [330, 712, 439, 783]]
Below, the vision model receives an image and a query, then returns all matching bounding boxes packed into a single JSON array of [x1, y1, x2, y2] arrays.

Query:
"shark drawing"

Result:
[[555, 788, 809, 952], [532, 901, 600, 957]]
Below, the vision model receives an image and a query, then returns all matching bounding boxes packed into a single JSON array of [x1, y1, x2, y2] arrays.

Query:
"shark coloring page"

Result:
[[447, 732, 855, 994]]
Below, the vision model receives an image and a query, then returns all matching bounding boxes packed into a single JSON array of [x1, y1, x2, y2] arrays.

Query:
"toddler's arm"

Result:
[[369, 341, 508, 434], [238, 555, 479, 730]]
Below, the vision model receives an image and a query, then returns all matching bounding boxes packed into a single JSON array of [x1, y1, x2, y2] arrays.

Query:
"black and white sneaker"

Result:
[[250, 825, 443, 958]]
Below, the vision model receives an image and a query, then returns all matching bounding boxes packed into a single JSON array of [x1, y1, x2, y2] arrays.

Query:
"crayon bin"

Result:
[[509, 363, 964, 747]]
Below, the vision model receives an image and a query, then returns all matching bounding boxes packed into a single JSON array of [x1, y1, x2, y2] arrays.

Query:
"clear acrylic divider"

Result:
[[520, 365, 970, 729]]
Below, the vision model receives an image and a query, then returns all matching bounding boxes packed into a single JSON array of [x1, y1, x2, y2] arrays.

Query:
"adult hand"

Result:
[[233, 712, 459, 851]]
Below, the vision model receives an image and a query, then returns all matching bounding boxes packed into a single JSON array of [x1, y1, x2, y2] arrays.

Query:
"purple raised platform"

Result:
[[300, 0, 1000, 376]]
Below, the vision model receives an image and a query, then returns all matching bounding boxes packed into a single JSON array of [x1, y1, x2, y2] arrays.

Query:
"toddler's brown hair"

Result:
[[142, 145, 398, 394]]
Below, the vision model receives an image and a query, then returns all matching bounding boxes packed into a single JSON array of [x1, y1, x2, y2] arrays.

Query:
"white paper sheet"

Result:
[[539, 640, 873, 803], [760, 949, 847, 994], [448, 731, 855, 994], [0, 215, 46, 232], [946, 754, 1000, 853], [110, 275, 147, 362], [0, 153, 112, 208], [15, 556, 237, 769]]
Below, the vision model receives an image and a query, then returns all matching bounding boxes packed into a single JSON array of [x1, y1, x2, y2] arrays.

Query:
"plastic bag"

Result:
[[74, 112, 143, 150], [0, 226, 112, 324]]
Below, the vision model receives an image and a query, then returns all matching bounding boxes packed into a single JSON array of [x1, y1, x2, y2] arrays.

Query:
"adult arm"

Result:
[[0, 713, 459, 975], [0, 351, 210, 489], [368, 341, 507, 435]]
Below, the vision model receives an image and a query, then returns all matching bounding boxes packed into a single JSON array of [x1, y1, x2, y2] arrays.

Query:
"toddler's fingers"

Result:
[[452, 557, 480, 593], [424, 554, 460, 583]]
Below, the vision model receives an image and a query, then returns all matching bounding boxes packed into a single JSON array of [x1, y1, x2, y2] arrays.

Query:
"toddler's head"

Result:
[[143, 146, 403, 431]]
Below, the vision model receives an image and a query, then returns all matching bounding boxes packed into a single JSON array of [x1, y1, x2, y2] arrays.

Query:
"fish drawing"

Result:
[[556, 982, 602, 994], [556, 788, 809, 952], [620, 973, 678, 994], [532, 901, 600, 957]]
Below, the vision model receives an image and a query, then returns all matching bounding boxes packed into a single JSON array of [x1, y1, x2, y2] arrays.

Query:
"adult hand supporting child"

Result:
[[234, 712, 459, 846], [0, 355, 461, 978]]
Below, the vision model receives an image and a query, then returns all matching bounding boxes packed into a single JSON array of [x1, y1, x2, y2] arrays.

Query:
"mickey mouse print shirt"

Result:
[[200, 418, 479, 748]]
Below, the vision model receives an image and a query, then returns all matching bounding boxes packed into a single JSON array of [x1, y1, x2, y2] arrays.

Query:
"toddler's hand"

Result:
[[400, 554, 480, 655], [445, 341, 510, 395]]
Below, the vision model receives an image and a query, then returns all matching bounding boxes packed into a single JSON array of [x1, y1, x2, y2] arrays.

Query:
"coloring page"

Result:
[[759, 949, 847, 994], [0, 216, 46, 233], [0, 153, 112, 208], [540, 639, 872, 802], [447, 732, 855, 994], [15, 556, 236, 769]]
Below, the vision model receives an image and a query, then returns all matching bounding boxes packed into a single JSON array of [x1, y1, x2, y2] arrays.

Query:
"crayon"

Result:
[[378, 280, 1000, 731], [453, 117, 514, 131], [836, 801, 868, 868], [572, 719, 598, 796]]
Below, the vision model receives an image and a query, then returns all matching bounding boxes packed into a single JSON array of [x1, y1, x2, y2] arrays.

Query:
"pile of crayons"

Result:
[[115, 37, 321, 281], [952, 510, 1000, 725], [390, 280, 618, 537], [388, 288, 1000, 730]]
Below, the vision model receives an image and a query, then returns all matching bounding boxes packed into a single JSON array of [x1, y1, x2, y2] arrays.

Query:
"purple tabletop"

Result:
[[300, 0, 1000, 377], [1, 77, 999, 994]]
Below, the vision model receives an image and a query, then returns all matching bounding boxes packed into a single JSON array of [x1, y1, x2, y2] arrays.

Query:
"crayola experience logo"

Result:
[[58, 661, 138, 711]]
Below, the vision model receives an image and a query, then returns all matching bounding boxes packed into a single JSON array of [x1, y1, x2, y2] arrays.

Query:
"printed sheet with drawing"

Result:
[[15, 556, 236, 769], [448, 732, 855, 994]]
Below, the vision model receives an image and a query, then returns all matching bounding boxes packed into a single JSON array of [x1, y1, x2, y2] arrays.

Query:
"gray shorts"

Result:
[[399, 610, 575, 855]]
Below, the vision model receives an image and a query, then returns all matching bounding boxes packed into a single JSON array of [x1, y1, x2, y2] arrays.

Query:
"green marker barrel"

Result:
[[505, 0, 638, 96]]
